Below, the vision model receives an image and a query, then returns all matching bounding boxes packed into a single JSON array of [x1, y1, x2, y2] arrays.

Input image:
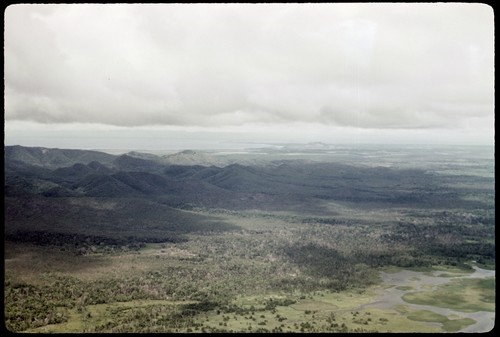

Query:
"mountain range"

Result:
[[4, 145, 494, 246], [5, 145, 493, 208]]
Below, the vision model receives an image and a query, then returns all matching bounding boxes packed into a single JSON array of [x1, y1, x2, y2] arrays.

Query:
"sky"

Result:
[[4, 3, 495, 150]]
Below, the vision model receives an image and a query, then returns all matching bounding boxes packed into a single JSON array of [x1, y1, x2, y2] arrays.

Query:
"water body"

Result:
[[368, 266, 495, 333]]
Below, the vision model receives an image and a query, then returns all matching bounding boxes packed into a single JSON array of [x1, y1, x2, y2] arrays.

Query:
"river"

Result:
[[367, 266, 495, 333]]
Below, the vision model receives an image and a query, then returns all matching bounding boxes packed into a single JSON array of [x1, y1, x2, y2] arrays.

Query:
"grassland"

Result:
[[402, 277, 495, 312], [406, 309, 476, 332], [4, 208, 495, 333]]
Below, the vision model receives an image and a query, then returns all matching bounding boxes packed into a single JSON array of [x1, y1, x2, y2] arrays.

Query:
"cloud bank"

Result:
[[4, 3, 494, 131]]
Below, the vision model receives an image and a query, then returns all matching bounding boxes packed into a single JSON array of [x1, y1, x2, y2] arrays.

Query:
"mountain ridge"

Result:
[[5, 145, 493, 212]]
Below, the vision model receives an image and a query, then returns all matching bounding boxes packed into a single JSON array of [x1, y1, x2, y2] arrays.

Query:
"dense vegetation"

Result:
[[4, 145, 495, 332]]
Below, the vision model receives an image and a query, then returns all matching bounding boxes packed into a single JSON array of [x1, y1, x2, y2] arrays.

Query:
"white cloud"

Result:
[[4, 3, 494, 146]]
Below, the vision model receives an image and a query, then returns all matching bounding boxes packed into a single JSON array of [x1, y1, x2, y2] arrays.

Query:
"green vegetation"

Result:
[[442, 318, 477, 332], [395, 286, 414, 291], [4, 145, 495, 333], [5, 207, 494, 332], [407, 309, 449, 323], [407, 310, 476, 332], [402, 277, 495, 312]]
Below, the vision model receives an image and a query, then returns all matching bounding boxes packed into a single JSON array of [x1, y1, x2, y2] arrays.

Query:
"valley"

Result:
[[3, 144, 495, 333]]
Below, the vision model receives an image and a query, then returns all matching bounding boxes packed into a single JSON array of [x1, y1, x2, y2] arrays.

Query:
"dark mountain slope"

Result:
[[113, 154, 165, 173], [4, 160, 53, 179], [4, 175, 61, 197], [5, 145, 116, 168], [111, 171, 177, 195], [4, 196, 238, 244], [6, 145, 494, 257], [50, 163, 97, 183], [73, 174, 138, 197], [163, 165, 209, 179], [5, 146, 494, 213], [203, 164, 292, 194], [87, 161, 114, 174]]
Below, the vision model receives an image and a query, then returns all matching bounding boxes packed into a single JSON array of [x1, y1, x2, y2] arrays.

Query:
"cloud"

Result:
[[4, 3, 494, 131]]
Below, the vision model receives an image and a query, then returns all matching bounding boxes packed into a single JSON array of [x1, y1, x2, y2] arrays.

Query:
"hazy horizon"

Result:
[[4, 139, 495, 155], [4, 3, 495, 149]]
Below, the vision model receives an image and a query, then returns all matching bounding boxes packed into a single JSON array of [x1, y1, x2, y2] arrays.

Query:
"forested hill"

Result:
[[5, 145, 117, 169], [4, 145, 494, 212], [4, 145, 495, 280]]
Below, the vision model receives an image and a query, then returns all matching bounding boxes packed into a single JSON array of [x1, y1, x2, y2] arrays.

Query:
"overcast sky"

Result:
[[4, 3, 494, 150]]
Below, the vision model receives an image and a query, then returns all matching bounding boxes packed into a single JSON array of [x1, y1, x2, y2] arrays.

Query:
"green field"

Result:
[[406, 309, 476, 332], [402, 277, 495, 312]]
